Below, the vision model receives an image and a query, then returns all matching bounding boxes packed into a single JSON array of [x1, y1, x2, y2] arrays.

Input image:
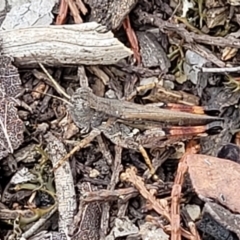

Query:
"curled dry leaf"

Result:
[[186, 154, 240, 213], [0, 56, 24, 160]]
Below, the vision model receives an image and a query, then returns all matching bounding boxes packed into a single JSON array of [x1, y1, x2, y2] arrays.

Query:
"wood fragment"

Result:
[[69, 182, 102, 240], [0, 22, 132, 67], [45, 132, 77, 239], [83, 0, 138, 30], [186, 154, 240, 213]]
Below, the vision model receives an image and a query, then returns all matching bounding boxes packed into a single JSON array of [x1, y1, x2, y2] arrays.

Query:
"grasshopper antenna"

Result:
[[38, 62, 71, 100], [30, 89, 72, 106]]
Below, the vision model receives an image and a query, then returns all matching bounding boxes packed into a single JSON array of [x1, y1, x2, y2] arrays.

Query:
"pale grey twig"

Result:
[[199, 66, 240, 73]]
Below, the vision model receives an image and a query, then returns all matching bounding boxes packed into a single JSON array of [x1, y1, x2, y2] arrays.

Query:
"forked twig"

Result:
[[120, 166, 171, 222], [52, 129, 101, 171]]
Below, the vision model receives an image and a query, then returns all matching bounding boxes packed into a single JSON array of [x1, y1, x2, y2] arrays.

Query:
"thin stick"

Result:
[[200, 66, 240, 73], [52, 129, 101, 171], [56, 0, 68, 25]]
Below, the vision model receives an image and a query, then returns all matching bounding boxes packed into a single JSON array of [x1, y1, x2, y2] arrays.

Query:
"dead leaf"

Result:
[[0, 56, 22, 98], [0, 56, 24, 160], [0, 98, 24, 160]]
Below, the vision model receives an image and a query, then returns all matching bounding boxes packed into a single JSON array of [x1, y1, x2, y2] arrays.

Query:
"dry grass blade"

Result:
[[66, 0, 82, 23], [75, 0, 88, 15]]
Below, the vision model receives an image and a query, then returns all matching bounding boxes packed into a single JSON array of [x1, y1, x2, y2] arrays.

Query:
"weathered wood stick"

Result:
[[0, 22, 132, 67]]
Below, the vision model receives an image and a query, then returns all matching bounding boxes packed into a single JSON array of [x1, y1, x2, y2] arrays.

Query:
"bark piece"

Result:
[[69, 182, 101, 240], [186, 154, 240, 213], [0, 22, 132, 67], [45, 132, 77, 240], [84, 0, 138, 30], [199, 202, 240, 239], [136, 31, 170, 71]]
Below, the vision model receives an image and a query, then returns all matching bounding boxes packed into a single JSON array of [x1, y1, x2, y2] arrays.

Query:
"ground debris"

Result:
[[139, 222, 169, 240], [1, 0, 240, 239]]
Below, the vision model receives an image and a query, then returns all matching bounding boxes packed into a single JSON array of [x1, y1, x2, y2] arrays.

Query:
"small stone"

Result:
[[185, 204, 201, 221], [106, 217, 139, 239], [0, 0, 6, 12], [105, 89, 117, 99], [140, 77, 158, 86], [139, 222, 169, 240], [89, 169, 100, 178], [183, 50, 208, 85]]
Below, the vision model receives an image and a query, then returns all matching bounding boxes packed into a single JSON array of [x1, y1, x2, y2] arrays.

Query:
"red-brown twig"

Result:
[[171, 140, 200, 240], [56, 0, 68, 25], [123, 16, 141, 64]]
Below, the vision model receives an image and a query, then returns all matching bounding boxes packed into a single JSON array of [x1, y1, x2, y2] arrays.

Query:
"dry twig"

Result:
[[67, 0, 82, 23], [120, 166, 171, 222], [170, 141, 200, 240], [123, 16, 141, 64], [56, 0, 68, 24]]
